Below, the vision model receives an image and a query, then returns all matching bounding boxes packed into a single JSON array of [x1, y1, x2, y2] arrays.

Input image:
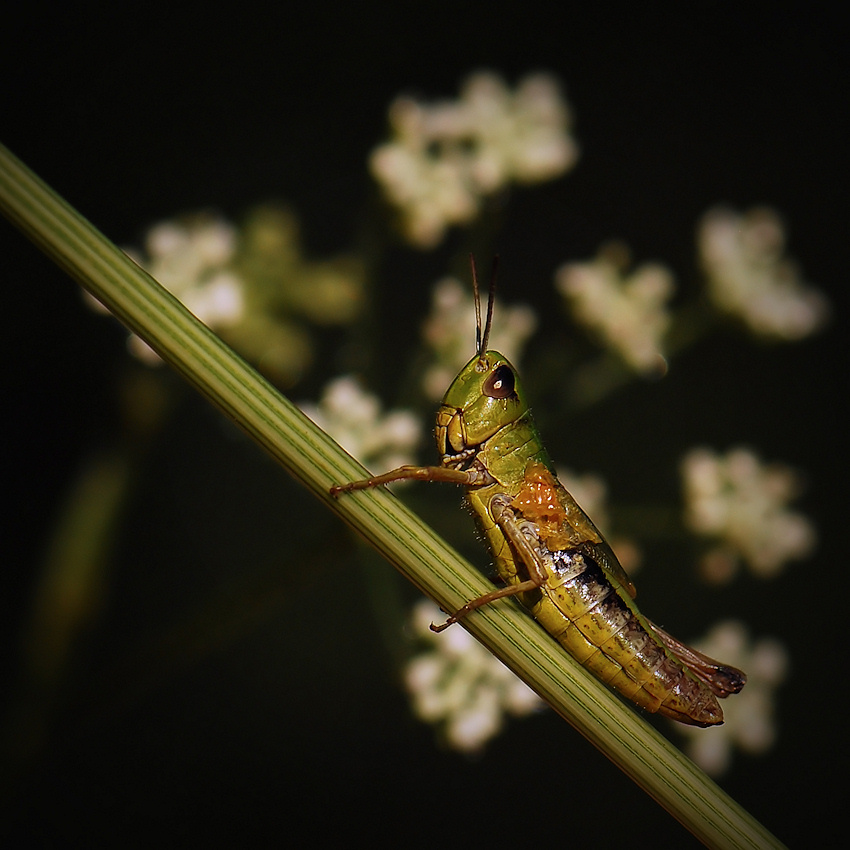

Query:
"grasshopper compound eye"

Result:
[[483, 364, 515, 399]]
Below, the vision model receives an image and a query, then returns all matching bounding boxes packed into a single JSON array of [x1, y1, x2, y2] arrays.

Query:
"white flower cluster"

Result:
[[555, 244, 673, 374], [101, 206, 365, 387], [677, 621, 788, 776], [698, 206, 829, 339], [371, 72, 578, 247], [404, 600, 543, 753], [300, 376, 421, 474], [123, 216, 244, 364], [421, 276, 537, 400], [681, 447, 816, 582]]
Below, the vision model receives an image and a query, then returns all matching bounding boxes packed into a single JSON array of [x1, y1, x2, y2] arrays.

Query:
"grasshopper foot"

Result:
[[430, 615, 458, 633]]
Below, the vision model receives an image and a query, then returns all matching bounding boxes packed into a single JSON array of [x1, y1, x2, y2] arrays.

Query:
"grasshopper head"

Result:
[[436, 350, 530, 457]]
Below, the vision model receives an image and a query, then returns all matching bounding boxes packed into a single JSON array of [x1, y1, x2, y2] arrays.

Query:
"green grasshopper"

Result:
[[331, 262, 745, 726]]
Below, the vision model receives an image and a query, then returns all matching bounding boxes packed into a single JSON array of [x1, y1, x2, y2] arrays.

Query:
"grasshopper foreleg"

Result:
[[330, 465, 488, 496]]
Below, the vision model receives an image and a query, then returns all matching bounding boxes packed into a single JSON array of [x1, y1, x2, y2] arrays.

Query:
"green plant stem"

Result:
[[0, 142, 785, 850]]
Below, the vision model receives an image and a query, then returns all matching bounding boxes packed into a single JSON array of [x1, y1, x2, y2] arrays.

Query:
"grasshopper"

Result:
[[331, 262, 745, 726]]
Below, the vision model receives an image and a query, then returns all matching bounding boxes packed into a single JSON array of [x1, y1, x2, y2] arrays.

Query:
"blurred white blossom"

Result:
[[300, 376, 421, 474], [120, 216, 244, 365], [404, 600, 543, 753], [422, 276, 537, 400], [371, 71, 578, 247], [556, 467, 642, 576], [681, 447, 816, 582], [677, 621, 788, 776], [97, 206, 364, 387], [555, 244, 674, 375], [698, 206, 829, 339]]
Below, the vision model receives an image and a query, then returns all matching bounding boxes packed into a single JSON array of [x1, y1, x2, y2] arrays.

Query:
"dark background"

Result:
[[2, 4, 845, 847]]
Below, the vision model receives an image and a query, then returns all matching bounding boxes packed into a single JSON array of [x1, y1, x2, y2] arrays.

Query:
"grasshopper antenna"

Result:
[[471, 254, 483, 358], [472, 254, 498, 366], [480, 256, 498, 358]]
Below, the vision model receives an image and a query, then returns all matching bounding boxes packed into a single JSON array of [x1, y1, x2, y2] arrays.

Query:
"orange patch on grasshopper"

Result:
[[511, 461, 574, 551]]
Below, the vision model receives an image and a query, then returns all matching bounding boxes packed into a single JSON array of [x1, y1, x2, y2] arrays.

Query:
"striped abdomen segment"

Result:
[[529, 548, 723, 726]]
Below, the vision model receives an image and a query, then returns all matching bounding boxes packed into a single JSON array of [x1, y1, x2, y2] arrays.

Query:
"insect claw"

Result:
[[429, 616, 455, 633]]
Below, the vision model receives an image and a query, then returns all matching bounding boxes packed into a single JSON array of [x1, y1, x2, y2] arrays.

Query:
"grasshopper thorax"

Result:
[[436, 350, 530, 457]]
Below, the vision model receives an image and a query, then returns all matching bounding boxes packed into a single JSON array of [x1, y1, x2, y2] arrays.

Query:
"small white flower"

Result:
[[370, 71, 577, 248], [555, 244, 673, 375], [421, 277, 537, 400], [461, 72, 579, 191], [299, 376, 422, 474], [681, 447, 816, 581], [109, 215, 245, 366], [698, 206, 829, 339], [677, 621, 788, 776], [144, 216, 238, 298], [404, 600, 543, 753], [370, 139, 478, 248], [180, 271, 244, 328]]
